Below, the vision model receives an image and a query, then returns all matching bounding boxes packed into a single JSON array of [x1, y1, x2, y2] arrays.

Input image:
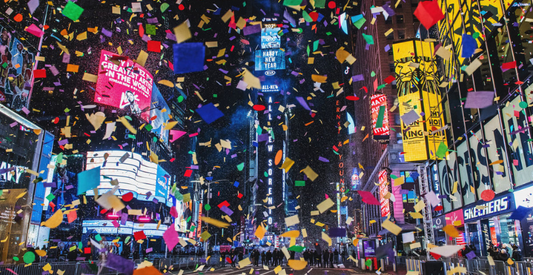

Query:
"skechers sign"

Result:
[[463, 194, 515, 222]]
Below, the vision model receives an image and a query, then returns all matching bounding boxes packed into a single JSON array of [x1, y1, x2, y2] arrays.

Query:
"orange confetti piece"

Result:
[[14, 14, 23, 22]]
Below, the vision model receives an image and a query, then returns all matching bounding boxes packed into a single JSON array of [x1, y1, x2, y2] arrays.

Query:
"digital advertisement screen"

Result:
[[82, 220, 168, 236], [261, 27, 281, 49], [150, 83, 171, 145], [95, 50, 153, 122], [85, 151, 170, 203], [371, 94, 389, 138], [255, 49, 286, 71]]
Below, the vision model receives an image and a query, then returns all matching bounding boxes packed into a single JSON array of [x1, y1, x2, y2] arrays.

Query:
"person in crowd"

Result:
[[67, 247, 78, 261], [238, 249, 244, 262], [273, 249, 279, 266], [309, 250, 315, 267], [303, 249, 309, 265], [315, 249, 321, 267], [334, 249, 339, 264], [329, 249, 334, 267], [290, 250, 295, 260], [266, 249, 272, 266], [498, 248, 509, 262], [512, 245, 522, 261], [341, 249, 347, 263], [254, 249, 260, 266], [261, 250, 266, 266], [323, 249, 329, 268], [133, 248, 140, 260]]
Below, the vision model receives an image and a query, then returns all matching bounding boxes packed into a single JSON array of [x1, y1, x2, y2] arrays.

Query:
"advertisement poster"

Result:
[[0, 25, 35, 112], [95, 50, 153, 122], [255, 49, 286, 71], [363, 240, 376, 257], [155, 165, 170, 202], [261, 27, 281, 49], [378, 170, 390, 217], [371, 94, 389, 138], [150, 83, 171, 145], [393, 40, 447, 161]]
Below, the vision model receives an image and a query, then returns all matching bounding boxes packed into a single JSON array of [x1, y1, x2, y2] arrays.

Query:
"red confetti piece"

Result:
[[328, 1, 336, 9], [147, 40, 161, 53], [184, 169, 193, 177], [346, 95, 359, 101], [481, 189, 495, 201], [122, 192, 134, 202], [252, 105, 266, 111], [33, 69, 46, 78], [14, 14, 23, 22]]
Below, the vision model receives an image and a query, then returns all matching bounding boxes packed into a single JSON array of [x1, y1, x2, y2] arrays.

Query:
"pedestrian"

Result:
[[323, 249, 329, 268], [254, 249, 259, 266], [498, 248, 509, 262], [266, 250, 272, 266], [261, 251, 266, 266], [309, 250, 315, 266], [329, 249, 334, 267], [334, 249, 339, 264], [512, 245, 522, 261], [315, 250, 321, 267]]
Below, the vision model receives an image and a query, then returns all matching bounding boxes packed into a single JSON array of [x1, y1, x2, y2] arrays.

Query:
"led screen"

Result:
[[255, 49, 286, 71], [95, 50, 153, 122], [85, 151, 169, 203]]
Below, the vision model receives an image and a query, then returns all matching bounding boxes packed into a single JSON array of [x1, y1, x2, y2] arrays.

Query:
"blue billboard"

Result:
[[155, 165, 170, 202], [261, 27, 281, 49], [150, 83, 171, 145], [255, 49, 286, 71], [31, 131, 54, 224]]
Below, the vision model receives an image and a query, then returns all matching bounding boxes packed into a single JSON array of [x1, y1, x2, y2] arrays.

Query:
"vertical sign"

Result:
[[483, 116, 512, 193], [469, 129, 491, 199], [378, 170, 390, 217], [371, 94, 389, 139], [502, 96, 533, 187], [393, 40, 447, 162], [336, 99, 346, 222], [457, 142, 476, 205]]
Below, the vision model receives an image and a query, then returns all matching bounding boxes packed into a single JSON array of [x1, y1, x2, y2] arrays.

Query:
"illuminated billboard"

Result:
[[85, 151, 169, 203], [255, 49, 286, 71], [371, 94, 389, 138], [95, 50, 153, 122], [378, 170, 390, 218], [393, 40, 447, 162], [82, 220, 169, 236], [261, 27, 281, 49], [437, 0, 513, 87]]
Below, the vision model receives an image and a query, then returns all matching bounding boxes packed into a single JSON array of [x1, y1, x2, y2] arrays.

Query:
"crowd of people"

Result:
[[219, 248, 348, 268], [487, 244, 522, 262]]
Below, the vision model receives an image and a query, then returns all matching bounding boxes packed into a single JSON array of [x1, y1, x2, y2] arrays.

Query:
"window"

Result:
[[397, 15, 404, 24], [385, 16, 393, 24], [389, 63, 395, 72], [411, 0, 419, 7], [398, 30, 406, 39], [397, 3, 403, 8], [387, 32, 394, 40]]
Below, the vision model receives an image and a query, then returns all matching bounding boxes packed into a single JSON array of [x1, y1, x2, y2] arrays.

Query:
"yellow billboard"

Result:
[[393, 40, 447, 162], [437, 0, 514, 85]]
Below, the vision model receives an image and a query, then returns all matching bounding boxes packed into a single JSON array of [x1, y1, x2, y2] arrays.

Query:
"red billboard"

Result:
[[95, 50, 153, 122], [378, 170, 390, 218], [371, 94, 389, 138]]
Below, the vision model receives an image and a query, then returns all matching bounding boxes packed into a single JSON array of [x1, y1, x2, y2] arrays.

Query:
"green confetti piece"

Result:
[[177, 95, 184, 103], [95, 234, 102, 242], [160, 3, 169, 12], [302, 10, 313, 22], [64, 108, 70, 113], [295, 181, 306, 186], [62, 1, 84, 21], [313, 40, 319, 52], [377, 84, 386, 90], [153, 137, 158, 143], [46, 193, 56, 201], [519, 101, 528, 109], [375, 106, 386, 128], [127, 134, 136, 139], [146, 24, 156, 35], [124, 116, 132, 121], [288, 246, 305, 252], [264, 171, 269, 177], [371, 71, 376, 77], [144, 124, 153, 131], [509, 189, 514, 192], [213, 94, 217, 98], [205, 204, 211, 211], [13, 257, 19, 262], [237, 163, 245, 171]]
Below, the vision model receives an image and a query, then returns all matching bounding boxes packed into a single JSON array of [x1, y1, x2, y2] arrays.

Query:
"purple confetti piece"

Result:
[[318, 157, 329, 162]]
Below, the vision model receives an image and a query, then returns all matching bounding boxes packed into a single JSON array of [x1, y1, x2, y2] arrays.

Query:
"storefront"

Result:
[[462, 193, 520, 256], [514, 185, 533, 257]]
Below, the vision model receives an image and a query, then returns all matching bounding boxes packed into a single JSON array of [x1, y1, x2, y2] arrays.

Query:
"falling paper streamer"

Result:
[[41, 209, 63, 228]]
